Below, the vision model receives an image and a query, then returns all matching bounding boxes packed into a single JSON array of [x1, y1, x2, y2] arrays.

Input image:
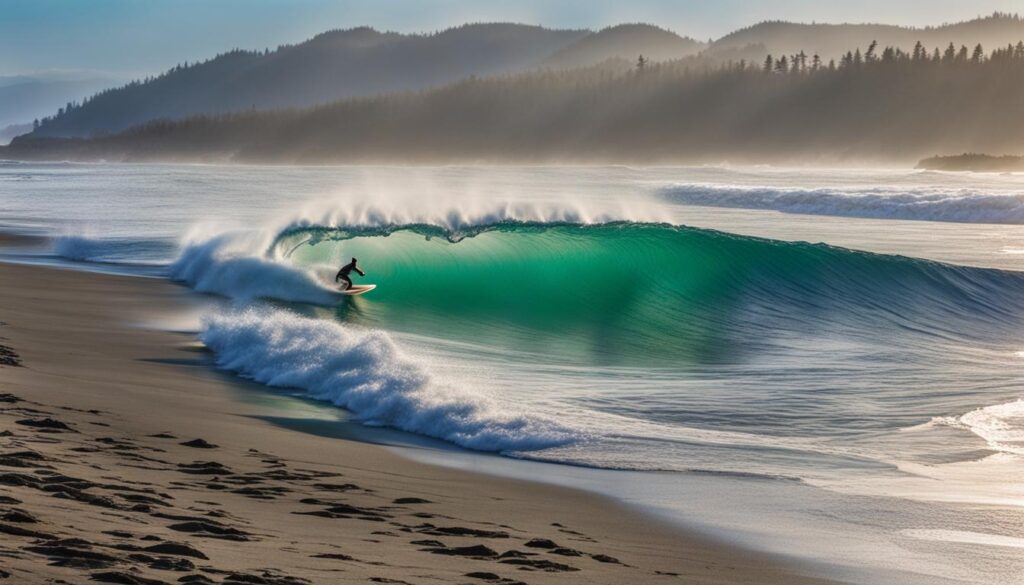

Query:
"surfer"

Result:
[[334, 257, 365, 291]]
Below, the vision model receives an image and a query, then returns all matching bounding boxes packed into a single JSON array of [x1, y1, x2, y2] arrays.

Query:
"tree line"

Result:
[[9, 39, 1024, 165], [760, 39, 1024, 73]]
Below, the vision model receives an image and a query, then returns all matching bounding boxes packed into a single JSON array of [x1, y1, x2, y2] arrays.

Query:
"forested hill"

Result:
[[24, 15, 1024, 142], [30, 24, 590, 139], [29, 23, 697, 139], [541, 24, 703, 69], [9, 41, 1024, 165], [709, 13, 1024, 59]]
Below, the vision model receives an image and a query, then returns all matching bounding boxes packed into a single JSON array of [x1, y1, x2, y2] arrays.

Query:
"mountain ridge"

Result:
[[20, 13, 1024, 142], [710, 13, 1024, 58], [542, 24, 704, 69]]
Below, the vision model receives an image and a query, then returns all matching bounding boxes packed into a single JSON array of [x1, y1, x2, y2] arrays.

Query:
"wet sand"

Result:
[[0, 262, 836, 585]]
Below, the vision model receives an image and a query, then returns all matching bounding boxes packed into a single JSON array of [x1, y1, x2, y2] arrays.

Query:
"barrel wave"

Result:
[[175, 219, 1024, 462], [275, 221, 1024, 366]]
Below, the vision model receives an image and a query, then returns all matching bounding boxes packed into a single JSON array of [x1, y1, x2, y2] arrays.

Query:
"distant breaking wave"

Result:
[[661, 183, 1024, 224], [54, 235, 175, 266]]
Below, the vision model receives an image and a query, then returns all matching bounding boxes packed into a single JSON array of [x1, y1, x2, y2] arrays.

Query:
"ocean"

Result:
[[2, 161, 1023, 584]]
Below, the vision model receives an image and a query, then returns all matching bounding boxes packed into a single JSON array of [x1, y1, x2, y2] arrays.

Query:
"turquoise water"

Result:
[[280, 222, 1024, 368]]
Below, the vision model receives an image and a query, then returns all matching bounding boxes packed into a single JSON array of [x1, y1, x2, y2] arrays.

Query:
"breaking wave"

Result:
[[661, 183, 1024, 224], [200, 306, 579, 452]]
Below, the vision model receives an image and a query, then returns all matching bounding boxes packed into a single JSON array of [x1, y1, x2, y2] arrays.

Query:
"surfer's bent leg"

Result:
[[341, 275, 353, 290]]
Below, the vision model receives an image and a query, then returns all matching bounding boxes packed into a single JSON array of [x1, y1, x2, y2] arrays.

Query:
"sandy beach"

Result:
[[0, 261, 835, 584]]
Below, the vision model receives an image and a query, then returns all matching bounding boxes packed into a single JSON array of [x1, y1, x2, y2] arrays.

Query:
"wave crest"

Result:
[[662, 183, 1024, 224], [279, 199, 671, 240]]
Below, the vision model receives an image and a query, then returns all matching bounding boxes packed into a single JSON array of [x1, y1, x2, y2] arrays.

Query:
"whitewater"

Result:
[[3, 163, 1024, 584]]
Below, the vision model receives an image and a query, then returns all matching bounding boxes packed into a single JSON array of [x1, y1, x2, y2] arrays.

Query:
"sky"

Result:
[[1, 0, 1022, 78]]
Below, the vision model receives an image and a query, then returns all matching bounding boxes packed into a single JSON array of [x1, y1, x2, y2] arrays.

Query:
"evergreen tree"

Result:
[[971, 44, 985, 63], [866, 41, 879, 62], [943, 43, 957, 62]]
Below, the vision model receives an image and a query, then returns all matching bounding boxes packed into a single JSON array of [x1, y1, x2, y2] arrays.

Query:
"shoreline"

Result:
[[0, 261, 837, 584]]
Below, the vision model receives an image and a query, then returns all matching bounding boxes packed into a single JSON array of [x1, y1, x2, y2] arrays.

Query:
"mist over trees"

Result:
[[21, 13, 1024, 146], [542, 24, 703, 69], [29, 24, 589, 138], [708, 12, 1024, 60], [28, 23, 700, 139], [9, 37, 1024, 165]]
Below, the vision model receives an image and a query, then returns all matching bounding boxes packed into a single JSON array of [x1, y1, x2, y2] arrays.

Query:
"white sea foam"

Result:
[[662, 183, 1024, 224], [957, 399, 1024, 456], [200, 306, 579, 452], [169, 230, 338, 305], [912, 399, 1024, 456]]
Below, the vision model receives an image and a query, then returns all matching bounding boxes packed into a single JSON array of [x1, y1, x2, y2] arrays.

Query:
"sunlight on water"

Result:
[[4, 162, 1024, 584]]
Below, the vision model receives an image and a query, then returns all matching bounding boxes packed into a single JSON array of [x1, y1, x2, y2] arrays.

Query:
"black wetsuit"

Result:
[[335, 260, 365, 290]]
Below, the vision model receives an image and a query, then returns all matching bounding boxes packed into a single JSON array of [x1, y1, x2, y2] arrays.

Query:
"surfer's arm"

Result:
[[355, 268, 365, 277]]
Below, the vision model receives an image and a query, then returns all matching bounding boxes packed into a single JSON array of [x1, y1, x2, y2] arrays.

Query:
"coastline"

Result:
[[0, 261, 836, 584]]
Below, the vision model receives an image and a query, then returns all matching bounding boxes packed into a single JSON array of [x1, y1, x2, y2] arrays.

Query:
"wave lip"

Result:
[[278, 199, 671, 242], [661, 183, 1024, 224], [200, 306, 580, 453]]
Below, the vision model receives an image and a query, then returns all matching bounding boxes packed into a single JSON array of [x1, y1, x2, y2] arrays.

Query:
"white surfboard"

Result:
[[340, 284, 376, 296]]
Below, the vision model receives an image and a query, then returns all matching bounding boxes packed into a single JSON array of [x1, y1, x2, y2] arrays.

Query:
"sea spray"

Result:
[[199, 306, 580, 452], [280, 195, 672, 237], [170, 231, 338, 305]]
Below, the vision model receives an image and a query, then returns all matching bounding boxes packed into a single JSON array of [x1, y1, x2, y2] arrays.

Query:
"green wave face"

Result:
[[280, 223, 1024, 367]]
